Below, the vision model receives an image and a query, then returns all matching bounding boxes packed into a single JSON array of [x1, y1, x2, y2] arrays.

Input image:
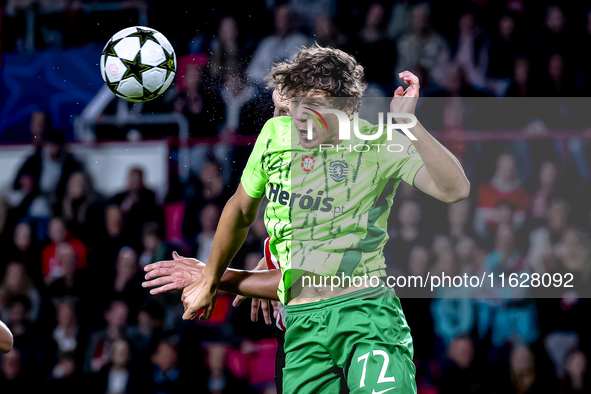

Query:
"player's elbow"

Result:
[[0, 331, 13, 354], [443, 179, 470, 204]]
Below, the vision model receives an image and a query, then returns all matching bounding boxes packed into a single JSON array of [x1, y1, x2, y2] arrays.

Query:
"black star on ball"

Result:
[[103, 38, 123, 58], [157, 48, 175, 79], [105, 79, 120, 95], [127, 27, 159, 46], [121, 52, 151, 84]]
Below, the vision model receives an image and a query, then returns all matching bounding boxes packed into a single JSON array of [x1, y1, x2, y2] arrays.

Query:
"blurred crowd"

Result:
[[4, 0, 591, 99], [1, 0, 591, 394]]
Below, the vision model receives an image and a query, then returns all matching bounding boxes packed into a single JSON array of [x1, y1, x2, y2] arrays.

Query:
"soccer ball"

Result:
[[100, 26, 176, 102]]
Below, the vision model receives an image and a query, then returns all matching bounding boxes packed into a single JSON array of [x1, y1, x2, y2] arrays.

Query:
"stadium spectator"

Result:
[[0, 261, 41, 323], [553, 228, 591, 287], [195, 203, 221, 264], [439, 336, 483, 394], [506, 55, 535, 97], [530, 5, 572, 73], [46, 350, 85, 394], [314, 15, 346, 49], [51, 297, 80, 356], [41, 217, 87, 286], [454, 235, 482, 274], [431, 250, 475, 351], [447, 10, 489, 90], [0, 0, 35, 53], [175, 61, 226, 136], [183, 158, 231, 252], [447, 198, 472, 240], [485, 223, 527, 279], [0, 347, 32, 391], [94, 339, 136, 394], [385, 199, 427, 271], [208, 15, 256, 83], [543, 52, 576, 97], [112, 247, 145, 314], [95, 205, 128, 273], [84, 299, 129, 374], [527, 198, 569, 275], [46, 242, 88, 302], [13, 129, 83, 204], [345, 2, 394, 89], [56, 171, 103, 245], [246, 4, 311, 85], [474, 152, 528, 239], [127, 301, 165, 361], [220, 67, 258, 135], [386, 0, 412, 40], [4, 295, 36, 351], [476, 224, 539, 352], [138, 222, 170, 269], [141, 338, 183, 394], [500, 345, 550, 393], [563, 349, 591, 393], [109, 167, 162, 248], [529, 160, 560, 222], [488, 14, 520, 95], [396, 2, 449, 88]]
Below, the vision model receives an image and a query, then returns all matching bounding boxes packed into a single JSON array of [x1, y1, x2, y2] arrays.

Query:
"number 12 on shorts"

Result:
[[357, 350, 396, 388]]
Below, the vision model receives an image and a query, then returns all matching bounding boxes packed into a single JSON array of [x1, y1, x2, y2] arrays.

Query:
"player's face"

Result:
[[291, 93, 341, 149], [272, 89, 290, 118]]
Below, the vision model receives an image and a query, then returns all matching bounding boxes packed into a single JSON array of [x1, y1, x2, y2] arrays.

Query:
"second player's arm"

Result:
[[221, 268, 281, 300]]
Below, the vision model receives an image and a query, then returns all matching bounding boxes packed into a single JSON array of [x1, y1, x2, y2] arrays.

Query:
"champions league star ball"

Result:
[[101, 26, 176, 102]]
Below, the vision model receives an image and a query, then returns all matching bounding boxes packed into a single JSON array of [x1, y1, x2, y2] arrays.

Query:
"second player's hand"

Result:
[[142, 252, 204, 294], [232, 257, 278, 325]]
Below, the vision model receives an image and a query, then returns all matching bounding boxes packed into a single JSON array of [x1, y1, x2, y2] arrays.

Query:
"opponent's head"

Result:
[[272, 87, 291, 117], [267, 45, 367, 148]]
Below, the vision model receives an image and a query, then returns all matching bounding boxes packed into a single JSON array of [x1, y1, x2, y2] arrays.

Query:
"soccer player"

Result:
[[146, 46, 469, 393], [0, 319, 13, 354]]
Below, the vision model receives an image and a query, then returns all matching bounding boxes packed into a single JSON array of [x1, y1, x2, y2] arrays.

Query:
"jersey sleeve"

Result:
[[240, 120, 273, 198], [378, 132, 424, 187]]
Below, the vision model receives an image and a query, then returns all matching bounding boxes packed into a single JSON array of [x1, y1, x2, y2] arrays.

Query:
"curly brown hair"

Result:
[[266, 45, 367, 109]]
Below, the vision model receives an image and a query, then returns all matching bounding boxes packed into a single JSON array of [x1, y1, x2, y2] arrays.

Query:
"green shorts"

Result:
[[283, 284, 416, 394]]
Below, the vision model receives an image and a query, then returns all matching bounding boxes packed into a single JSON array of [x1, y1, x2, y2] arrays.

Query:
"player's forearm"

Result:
[[407, 121, 470, 202], [0, 320, 13, 354], [219, 269, 281, 300], [203, 190, 259, 285]]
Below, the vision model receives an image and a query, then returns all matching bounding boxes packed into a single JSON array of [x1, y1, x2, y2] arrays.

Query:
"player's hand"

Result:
[[391, 70, 420, 118], [232, 257, 278, 325], [143, 252, 204, 294], [181, 274, 218, 321]]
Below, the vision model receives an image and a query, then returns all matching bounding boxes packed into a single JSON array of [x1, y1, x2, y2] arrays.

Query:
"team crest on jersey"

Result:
[[328, 160, 348, 182], [301, 155, 316, 172]]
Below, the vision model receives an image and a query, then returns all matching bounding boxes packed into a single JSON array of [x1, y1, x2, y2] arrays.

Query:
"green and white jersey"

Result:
[[241, 116, 424, 304]]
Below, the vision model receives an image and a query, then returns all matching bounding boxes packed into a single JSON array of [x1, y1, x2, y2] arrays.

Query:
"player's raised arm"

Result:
[[0, 319, 13, 354], [391, 70, 470, 203]]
